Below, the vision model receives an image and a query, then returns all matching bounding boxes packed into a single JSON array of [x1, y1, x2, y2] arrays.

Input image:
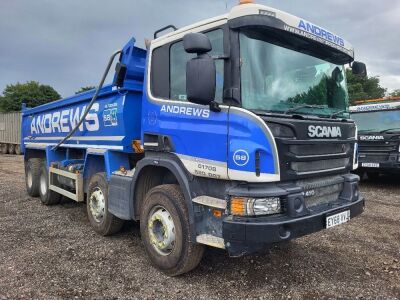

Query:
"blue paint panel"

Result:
[[21, 90, 143, 152], [142, 101, 228, 162], [45, 146, 66, 168], [104, 151, 130, 180], [228, 112, 276, 175], [21, 40, 146, 154], [83, 153, 105, 181]]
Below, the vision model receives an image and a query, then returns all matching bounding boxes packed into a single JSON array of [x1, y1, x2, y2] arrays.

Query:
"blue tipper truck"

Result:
[[21, 1, 365, 275]]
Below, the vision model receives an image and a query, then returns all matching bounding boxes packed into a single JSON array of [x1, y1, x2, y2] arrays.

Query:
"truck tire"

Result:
[[39, 163, 62, 205], [87, 172, 124, 236], [25, 158, 42, 197], [8, 144, 15, 155], [1, 144, 8, 154], [15, 145, 21, 155], [140, 184, 204, 276]]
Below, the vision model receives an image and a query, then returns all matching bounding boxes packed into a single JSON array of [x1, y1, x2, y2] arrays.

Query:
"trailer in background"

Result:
[[0, 112, 22, 155]]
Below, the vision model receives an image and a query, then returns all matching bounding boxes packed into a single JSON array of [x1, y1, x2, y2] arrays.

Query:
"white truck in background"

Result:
[[0, 112, 22, 155]]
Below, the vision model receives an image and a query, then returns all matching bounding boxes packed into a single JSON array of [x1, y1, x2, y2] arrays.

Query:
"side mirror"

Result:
[[352, 61, 367, 77], [184, 33, 216, 106], [183, 32, 212, 54]]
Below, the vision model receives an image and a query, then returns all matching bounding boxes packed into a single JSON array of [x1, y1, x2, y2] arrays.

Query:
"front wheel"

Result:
[[140, 184, 204, 276], [86, 172, 124, 236]]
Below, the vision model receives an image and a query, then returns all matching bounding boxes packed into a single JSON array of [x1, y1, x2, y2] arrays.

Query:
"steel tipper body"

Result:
[[350, 100, 400, 177], [22, 1, 364, 276]]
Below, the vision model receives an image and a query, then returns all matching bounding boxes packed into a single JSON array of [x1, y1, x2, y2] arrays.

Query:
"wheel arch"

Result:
[[24, 148, 46, 162], [132, 155, 196, 241]]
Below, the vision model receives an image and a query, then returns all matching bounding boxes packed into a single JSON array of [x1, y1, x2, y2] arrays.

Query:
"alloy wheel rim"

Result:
[[89, 187, 105, 223], [147, 205, 176, 256]]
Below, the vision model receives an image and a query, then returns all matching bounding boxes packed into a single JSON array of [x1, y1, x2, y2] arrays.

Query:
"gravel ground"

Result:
[[0, 154, 399, 299]]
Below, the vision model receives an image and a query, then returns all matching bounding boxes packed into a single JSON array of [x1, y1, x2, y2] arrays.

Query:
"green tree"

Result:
[[346, 69, 386, 104], [0, 81, 60, 112], [389, 89, 400, 97], [289, 76, 328, 105], [75, 86, 95, 94]]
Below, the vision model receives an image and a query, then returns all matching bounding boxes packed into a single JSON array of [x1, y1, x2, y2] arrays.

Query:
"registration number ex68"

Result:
[[326, 210, 351, 229]]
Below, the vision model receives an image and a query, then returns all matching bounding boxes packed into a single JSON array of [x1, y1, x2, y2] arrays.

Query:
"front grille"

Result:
[[261, 116, 356, 180], [291, 158, 350, 174], [359, 141, 398, 162], [290, 144, 349, 157], [359, 154, 388, 162], [359, 142, 398, 153], [296, 175, 344, 208]]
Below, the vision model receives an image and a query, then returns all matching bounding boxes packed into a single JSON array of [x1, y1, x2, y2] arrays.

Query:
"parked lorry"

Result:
[[0, 112, 22, 154], [22, 0, 365, 275], [350, 97, 400, 178]]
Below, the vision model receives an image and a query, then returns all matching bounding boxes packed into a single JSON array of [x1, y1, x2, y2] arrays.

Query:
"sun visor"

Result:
[[229, 6, 354, 63]]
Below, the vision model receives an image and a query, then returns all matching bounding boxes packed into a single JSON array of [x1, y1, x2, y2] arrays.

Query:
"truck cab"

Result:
[[350, 99, 400, 178], [22, 1, 365, 276]]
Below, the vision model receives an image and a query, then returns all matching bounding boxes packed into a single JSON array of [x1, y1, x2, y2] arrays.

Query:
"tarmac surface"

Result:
[[0, 154, 399, 299]]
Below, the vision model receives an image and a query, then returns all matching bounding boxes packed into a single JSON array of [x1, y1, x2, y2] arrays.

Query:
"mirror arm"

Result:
[[209, 101, 221, 113], [211, 54, 230, 60]]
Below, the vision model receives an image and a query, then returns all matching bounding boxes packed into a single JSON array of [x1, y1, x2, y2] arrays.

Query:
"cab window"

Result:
[[170, 29, 224, 102]]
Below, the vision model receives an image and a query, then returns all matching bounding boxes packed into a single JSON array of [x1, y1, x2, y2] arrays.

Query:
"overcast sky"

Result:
[[1, 0, 399, 97]]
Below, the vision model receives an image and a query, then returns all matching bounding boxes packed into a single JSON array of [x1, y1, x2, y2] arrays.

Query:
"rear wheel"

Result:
[[39, 163, 62, 205], [25, 158, 42, 197], [8, 144, 15, 155], [1, 144, 8, 154], [87, 172, 124, 236], [140, 184, 204, 276]]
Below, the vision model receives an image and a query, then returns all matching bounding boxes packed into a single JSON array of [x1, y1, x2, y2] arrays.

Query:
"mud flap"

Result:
[[108, 174, 134, 220]]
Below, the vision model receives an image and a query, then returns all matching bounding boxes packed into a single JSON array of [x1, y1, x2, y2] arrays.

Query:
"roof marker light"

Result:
[[239, 0, 254, 5]]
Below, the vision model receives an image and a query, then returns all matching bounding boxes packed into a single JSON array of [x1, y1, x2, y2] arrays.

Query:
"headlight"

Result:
[[230, 197, 281, 216], [266, 122, 295, 138]]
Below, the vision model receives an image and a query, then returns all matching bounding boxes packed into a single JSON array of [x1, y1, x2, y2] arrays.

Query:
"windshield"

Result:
[[239, 29, 350, 118], [351, 110, 400, 132]]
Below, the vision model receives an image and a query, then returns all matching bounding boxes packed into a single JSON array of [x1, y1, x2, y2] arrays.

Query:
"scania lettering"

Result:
[[308, 125, 342, 138], [359, 136, 384, 141], [21, 0, 365, 276], [350, 98, 400, 178]]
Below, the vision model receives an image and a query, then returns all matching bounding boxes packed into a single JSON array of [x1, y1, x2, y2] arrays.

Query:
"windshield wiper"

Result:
[[379, 128, 400, 133], [330, 109, 348, 118], [358, 129, 375, 133], [284, 104, 326, 115]]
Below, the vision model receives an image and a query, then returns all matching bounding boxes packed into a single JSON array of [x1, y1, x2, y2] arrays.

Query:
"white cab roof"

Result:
[[152, 3, 354, 58]]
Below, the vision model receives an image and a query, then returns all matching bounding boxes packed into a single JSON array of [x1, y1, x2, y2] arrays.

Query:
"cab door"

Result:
[[142, 26, 229, 180]]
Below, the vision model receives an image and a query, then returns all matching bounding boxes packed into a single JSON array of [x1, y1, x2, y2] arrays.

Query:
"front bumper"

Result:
[[223, 197, 365, 256]]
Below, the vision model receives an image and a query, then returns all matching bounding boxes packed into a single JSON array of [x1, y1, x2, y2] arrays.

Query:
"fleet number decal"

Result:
[[233, 150, 250, 167]]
